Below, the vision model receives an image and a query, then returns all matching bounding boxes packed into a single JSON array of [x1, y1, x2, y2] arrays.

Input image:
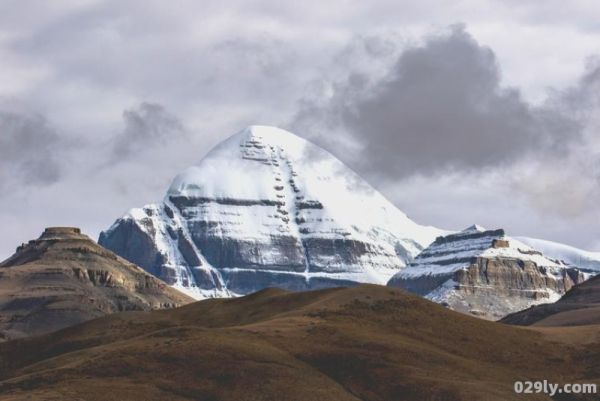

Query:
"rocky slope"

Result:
[[387, 225, 587, 319], [1, 285, 599, 401], [100, 126, 444, 298], [0, 227, 193, 340], [502, 274, 600, 326]]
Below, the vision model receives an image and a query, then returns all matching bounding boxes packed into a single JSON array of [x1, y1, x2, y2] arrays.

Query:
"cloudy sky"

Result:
[[1, 0, 600, 259]]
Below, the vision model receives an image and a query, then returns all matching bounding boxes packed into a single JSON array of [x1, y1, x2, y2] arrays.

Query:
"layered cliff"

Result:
[[0, 227, 193, 340], [501, 273, 600, 326], [100, 126, 444, 298], [387, 225, 587, 319]]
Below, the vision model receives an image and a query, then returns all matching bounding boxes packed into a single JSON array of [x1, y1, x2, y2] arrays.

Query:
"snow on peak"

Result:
[[167, 125, 315, 198], [240, 125, 306, 147], [462, 224, 486, 233], [516, 236, 600, 272], [102, 125, 448, 299], [165, 125, 445, 249], [396, 226, 563, 279], [211, 125, 309, 160]]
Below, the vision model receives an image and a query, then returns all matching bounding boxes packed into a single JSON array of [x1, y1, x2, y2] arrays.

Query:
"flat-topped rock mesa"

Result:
[[0, 227, 194, 340], [6, 227, 118, 267], [387, 225, 587, 320], [39, 226, 84, 239]]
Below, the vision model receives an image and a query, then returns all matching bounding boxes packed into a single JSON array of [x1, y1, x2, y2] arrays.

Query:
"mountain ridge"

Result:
[[516, 236, 600, 272]]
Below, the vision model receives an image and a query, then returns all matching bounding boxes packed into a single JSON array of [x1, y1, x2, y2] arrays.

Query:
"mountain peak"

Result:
[[167, 125, 312, 198], [388, 225, 585, 320], [227, 125, 308, 152], [39, 227, 85, 240], [102, 126, 445, 299], [462, 224, 486, 233], [241, 125, 300, 138], [3, 227, 92, 267]]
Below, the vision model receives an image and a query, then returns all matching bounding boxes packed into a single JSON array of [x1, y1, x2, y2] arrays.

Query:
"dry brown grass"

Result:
[[1, 285, 599, 400]]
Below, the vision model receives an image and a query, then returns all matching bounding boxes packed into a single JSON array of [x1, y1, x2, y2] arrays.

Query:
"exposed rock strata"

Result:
[[502, 273, 600, 326], [100, 126, 443, 298], [0, 227, 193, 340], [388, 225, 587, 319]]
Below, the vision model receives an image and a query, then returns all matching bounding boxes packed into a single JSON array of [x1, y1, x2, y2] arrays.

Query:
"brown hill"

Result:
[[0, 284, 599, 400], [0, 227, 193, 340], [501, 273, 600, 327]]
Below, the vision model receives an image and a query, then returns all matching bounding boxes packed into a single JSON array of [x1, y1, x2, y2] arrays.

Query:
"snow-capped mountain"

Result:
[[515, 237, 600, 272], [100, 126, 444, 299], [387, 225, 587, 319]]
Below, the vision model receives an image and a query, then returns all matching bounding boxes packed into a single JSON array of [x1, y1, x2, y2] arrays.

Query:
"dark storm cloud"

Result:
[[294, 25, 581, 178], [0, 111, 62, 185], [112, 102, 185, 160], [558, 57, 600, 115], [1, 0, 600, 257]]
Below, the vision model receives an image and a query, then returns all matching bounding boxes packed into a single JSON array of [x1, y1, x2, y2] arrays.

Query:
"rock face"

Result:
[[387, 225, 587, 320], [501, 274, 600, 326], [99, 126, 444, 298], [0, 227, 193, 340]]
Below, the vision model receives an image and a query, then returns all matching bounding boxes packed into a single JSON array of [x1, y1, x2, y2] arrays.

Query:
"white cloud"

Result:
[[1, 1, 600, 259]]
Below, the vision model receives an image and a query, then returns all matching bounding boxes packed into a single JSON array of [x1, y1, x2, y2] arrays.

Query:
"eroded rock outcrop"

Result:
[[0, 227, 193, 340], [501, 273, 600, 326], [387, 225, 587, 320]]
